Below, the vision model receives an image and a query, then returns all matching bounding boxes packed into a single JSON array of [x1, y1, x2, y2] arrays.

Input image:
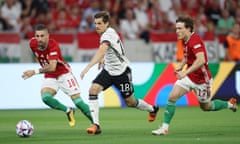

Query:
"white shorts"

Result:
[[41, 72, 80, 96], [175, 76, 213, 103]]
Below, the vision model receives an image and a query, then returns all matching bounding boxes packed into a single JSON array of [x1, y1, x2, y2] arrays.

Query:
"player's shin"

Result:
[[41, 92, 67, 112], [135, 99, 154, 112], [89, 95, 100, 125], [72, 97, 93, 122], [210, 100, 228, 111], [163, 100, 176, 124]]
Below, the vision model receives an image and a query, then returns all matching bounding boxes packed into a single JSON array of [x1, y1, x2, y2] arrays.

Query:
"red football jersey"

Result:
[[29, 37, 70, 78], [183, 33, 212, 84]]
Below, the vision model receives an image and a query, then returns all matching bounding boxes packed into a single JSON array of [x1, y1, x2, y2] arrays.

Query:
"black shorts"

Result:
[[93, 67, 134, 98]]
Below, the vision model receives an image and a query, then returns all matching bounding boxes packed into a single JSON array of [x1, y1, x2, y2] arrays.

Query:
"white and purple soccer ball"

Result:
[[16, 120, 34, 137]]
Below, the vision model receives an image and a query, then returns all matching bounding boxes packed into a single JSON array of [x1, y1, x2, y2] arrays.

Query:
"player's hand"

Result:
[[174, 69, 181, 75], [98, 59, 104, 70], [175, 71, 186, 80], [22, 70, 35, 80], [174, 65, 183, 75], [80, 67, 89, 79], [175, 66, 183, 72]]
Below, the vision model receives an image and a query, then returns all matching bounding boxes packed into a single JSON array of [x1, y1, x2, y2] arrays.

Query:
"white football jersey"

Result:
[[101, 27, 129, 76]]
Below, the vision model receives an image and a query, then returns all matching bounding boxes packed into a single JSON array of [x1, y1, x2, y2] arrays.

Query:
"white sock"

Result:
[[136, 99, 154, 112], [89, 99, 100, 125], [66, 107, 70, 113], [162, 123, 169, 130], [228, 102, 234, 108]]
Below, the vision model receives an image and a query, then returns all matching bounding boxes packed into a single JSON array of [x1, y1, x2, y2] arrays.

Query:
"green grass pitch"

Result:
[[0, 106, 239, 144]]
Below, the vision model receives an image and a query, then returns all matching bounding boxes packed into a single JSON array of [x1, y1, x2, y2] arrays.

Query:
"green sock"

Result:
[[163, 100, 176, 124], [41, 92, 67, 112], [210, 100, 228, 111], [73, 97, 93, 123]]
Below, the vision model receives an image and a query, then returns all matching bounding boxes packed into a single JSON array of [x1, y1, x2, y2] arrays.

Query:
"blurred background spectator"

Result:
[[0, 11, 10, 30], [117, 0, 135, 20], [167, 1, 182, 25], [146, 0, 163, 31], [78, 12, 95, 32], [205, 0, 222, 27], [54, 8, 72, 32], [119, 8, 140, 40], [19, 14, 33, 38], [0, 0, 21, 32], [224, 22, 240, 61], [68, 5, 82, 30], [0, 0, 239, 45], [159, 12, 175, 32], [234, 8, 240, 24], [133, 0, 150, 42], [19, 0, 37, 19], [217, 9, 235, 35], [82, 0, 100, 23]]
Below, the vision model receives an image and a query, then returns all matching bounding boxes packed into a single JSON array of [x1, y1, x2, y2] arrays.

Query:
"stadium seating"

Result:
[[0, 32, 227, 63], [0, 33, 21, 63]]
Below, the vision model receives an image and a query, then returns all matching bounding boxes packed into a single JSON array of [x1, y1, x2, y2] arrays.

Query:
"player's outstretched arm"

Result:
[[22, 60, 57, 80], [80, 43, 108, 79]]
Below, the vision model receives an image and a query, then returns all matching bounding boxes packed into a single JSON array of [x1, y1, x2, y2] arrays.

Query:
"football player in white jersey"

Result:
[[80, 11, 159, 135]]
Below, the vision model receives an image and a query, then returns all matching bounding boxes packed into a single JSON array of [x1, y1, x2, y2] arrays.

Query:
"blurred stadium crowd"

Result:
[[0, 0, 238, 42]]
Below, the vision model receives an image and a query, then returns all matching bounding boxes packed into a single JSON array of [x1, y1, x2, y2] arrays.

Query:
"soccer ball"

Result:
[[16, 120, 34, 137]]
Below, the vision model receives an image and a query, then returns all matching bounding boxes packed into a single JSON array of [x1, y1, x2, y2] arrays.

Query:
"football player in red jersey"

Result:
[[152, 15, 238, 136], [22, 24, 92, 127]]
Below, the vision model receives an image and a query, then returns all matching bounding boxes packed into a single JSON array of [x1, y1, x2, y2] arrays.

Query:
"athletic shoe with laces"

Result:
[[152, 127, 168, 135], [148, 106, 159, 122], [66, 108, 76, 127], [229, 98, 237, 112], [86, 124, 102, 135]]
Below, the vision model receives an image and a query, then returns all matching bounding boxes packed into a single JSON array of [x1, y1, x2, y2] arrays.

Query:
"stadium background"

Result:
[[0, 0, 239, 109]]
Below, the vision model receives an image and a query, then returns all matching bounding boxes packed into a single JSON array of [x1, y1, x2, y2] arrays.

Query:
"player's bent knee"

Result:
[[200, 102, 212, 111], [89, 87, 101, 95], [71, 93, 80, 99], [124, 97, 137, 107], [125, 101, 135, 107], [41, 92, 53, 103], [168, 96, 180, 102], [89, 84, 102, 94], [200, 105, 211, 111]]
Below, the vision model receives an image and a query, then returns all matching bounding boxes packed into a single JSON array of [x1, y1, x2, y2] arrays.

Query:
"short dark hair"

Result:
[[94, 11, 110, 23], [176, 15, 194, 32], [34, 24, 48, 32]]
